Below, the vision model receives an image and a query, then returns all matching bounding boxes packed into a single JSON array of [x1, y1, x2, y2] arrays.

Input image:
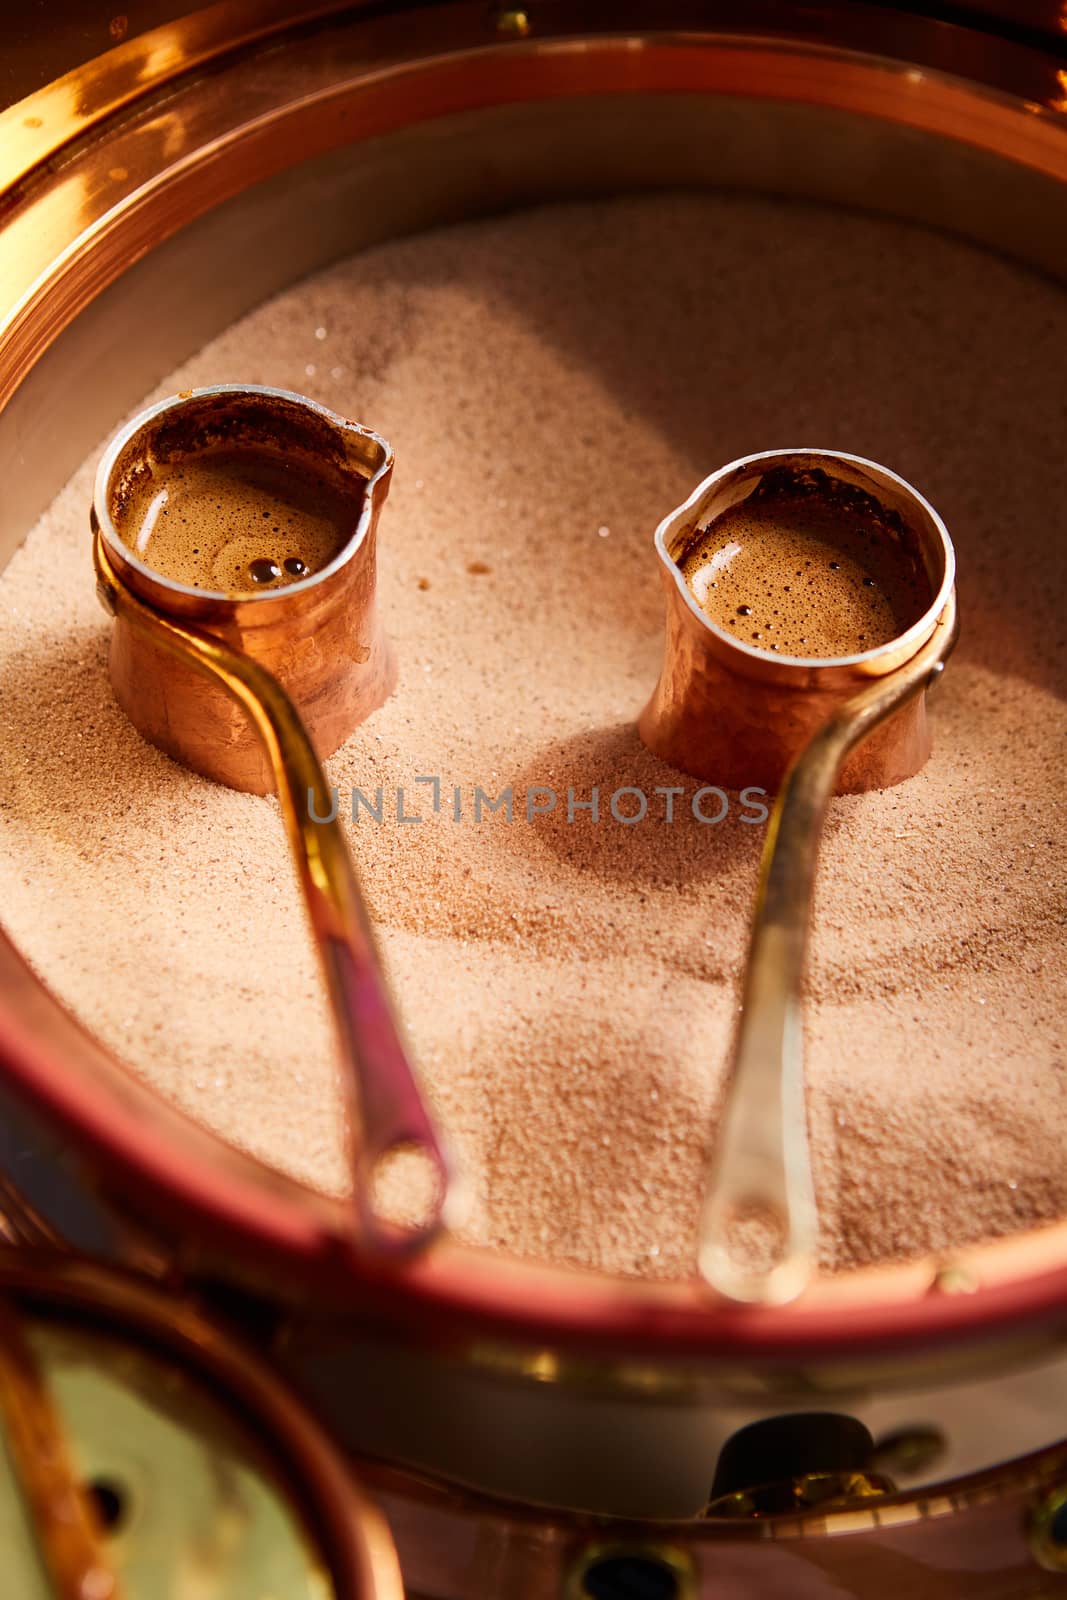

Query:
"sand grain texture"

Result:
[[0, 194, 1064, 1279]]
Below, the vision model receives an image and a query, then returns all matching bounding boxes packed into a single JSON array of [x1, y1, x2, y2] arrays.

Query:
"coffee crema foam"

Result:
[[678, 467, 933, 657], [117, 447, 364, 594]]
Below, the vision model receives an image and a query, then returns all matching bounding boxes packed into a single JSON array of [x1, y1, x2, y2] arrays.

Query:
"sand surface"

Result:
[[0, 193, 1065, 1279]]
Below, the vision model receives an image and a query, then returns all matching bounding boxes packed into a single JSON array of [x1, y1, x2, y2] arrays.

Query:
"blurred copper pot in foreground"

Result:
[[638, 448, 956, 794]]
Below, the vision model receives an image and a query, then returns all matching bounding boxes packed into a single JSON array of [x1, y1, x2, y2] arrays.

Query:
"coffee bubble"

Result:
[[117, 447, 363, 595], [677, 467, 932, 658]]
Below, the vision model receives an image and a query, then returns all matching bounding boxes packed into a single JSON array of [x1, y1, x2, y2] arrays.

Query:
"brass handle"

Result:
[[95, 532, 461, 1259], [699, 592, 959, 1305]]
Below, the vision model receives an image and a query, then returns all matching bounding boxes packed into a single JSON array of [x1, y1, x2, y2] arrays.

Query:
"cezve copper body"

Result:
[[92, 385, 395, 796], [639, 449, 956, 795]]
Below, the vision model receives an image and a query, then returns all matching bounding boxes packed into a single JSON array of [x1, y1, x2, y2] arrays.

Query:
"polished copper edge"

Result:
[[94, 384, 395, 793], [639, 448, 956, 796]]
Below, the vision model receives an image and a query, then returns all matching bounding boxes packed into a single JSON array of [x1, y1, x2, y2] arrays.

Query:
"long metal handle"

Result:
[[95, 533, 461, 1258], [700, 593, 959, 1305]]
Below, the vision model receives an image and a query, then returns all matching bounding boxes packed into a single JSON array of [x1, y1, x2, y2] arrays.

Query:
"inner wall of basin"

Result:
[[2, 94, 1067, 1516]]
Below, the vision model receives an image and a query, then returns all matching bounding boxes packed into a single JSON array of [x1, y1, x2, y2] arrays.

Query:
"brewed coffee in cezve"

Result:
[[678, 466, 933, 657], [117, 447, 364, 594]]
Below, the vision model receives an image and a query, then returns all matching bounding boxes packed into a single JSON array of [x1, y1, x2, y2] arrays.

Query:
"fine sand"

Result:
[[0, 193, 1064, 1280]]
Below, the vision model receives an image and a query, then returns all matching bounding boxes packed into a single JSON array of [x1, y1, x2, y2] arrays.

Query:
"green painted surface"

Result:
[[0, 1319, 336, 1600]]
